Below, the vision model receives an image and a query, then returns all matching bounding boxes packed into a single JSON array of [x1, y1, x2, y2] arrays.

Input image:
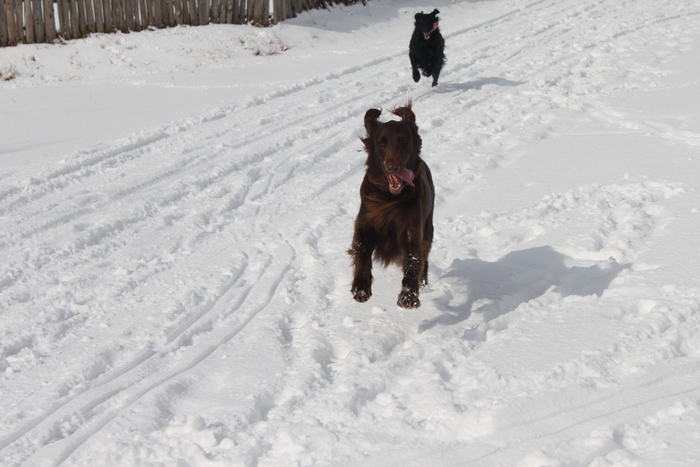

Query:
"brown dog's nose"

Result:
[[384, 163, 400, 174]]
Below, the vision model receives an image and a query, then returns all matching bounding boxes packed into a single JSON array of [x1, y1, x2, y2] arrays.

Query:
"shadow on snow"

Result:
[[419, 246, 628, 333], [434, 77, 525, 93]]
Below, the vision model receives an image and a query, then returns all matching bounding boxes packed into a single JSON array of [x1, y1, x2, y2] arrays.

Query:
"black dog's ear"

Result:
[[364, 108, 382, 137], [432, 9, 440, 15], [415, 12, 422, 20]]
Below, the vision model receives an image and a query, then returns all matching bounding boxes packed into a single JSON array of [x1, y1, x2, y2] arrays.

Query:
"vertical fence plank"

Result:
[[252, 0, 262, 25], [43, 0, 57, 40], [69, 0, 78, 38], [12, 0, 20, 41], [6, 0, 17, 44], [232, 0, 240, 23], [216, 0, 225, 24], [56, 0, 66, 39], [76, 0, 86, 36], [209, 0, 218, 23], [152, 0, 162, 27], [224, 0, 233, 23], [261, 0, 268, 25], [139, 0, 150, 29], [33, 0, 45, 42], [0, 0, 7, 46], [270, 0, 277, 23], [188, 0, 198, 25], [86, 0, 96, 34], [160, 0, 167, 26], [147, 0, 156, 27], [173, 0, 182, 24], [23, 0, 33, 43], [278, 0, 289, 22], [123, 0, 134, 30], [6, 0, 19, 44], [117, 0, 128, 32], [136, 0, 148, 31], [0, 0, 9, 46], [101, 0, 112, 32], [131, 0, 139, 29], [164, 0, 175, 27], [277, 0, 287, 23], [199, 0, 208, 25], [246, 0, 253, 23], [92, 0, 104, 32], [56, 0, 69, 38]]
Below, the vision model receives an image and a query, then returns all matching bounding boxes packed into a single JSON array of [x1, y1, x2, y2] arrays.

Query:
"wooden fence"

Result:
[[0, 0, 363, 46]]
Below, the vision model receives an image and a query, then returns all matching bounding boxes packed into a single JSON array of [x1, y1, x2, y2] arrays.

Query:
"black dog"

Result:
[[409, 9, 445, 87], [349, 102, 435, 309]]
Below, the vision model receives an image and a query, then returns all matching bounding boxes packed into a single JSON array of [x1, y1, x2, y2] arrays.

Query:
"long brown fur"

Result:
[[348, 101, 435, 308]]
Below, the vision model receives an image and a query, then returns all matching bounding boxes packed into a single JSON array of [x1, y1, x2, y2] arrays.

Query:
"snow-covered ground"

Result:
[[2, 0, 700, 465]]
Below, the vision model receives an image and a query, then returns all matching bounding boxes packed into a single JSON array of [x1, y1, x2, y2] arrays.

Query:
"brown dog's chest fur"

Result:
[[359, 161, 431, 267]]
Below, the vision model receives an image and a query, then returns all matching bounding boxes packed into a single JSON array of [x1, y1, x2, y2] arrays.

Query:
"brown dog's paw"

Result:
[[397, 289, 420, 309], [353, 288, 371, 303]]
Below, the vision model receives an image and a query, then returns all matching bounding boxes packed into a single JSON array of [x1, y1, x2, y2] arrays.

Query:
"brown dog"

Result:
[[349, 102, 434, 308]]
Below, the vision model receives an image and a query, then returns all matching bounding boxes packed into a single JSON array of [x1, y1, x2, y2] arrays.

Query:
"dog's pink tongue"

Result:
[[397, 168, 415, 187]]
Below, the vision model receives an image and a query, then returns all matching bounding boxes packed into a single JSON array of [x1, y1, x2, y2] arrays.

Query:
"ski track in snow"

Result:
[[2, 0, 700, 465]]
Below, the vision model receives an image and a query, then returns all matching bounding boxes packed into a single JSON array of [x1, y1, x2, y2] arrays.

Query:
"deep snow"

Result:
[[2, 0, 700, 465]]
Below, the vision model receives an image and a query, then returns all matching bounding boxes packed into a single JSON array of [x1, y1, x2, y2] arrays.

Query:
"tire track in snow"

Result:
[[462, 360, 700, 465], [5, 243, 294, 466]]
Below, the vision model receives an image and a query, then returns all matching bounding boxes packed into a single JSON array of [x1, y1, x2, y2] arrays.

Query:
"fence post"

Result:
[[22, 0, 32, 43], [0, 0, 8, 46], [233, 0, 242, 23], [5, 0, 18, 44], [91, 0, 104, 32], [123, 0, 134, 30], [165, 0, 176, 27], [42, 0, 57, 40], [56, 0, 68, 38], [209, 0, 218, 23], [86, 0, 96, 33], [0, 0, 5, 46], [252, 0, 262, 25], [263, 0, 269, 25], [173, 0, 179, 24], [198, 0, 207, 25]]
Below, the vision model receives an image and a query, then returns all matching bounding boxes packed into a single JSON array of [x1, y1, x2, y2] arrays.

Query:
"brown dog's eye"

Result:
[[378, 137, 387, 147], [398, 136, 408, 146]]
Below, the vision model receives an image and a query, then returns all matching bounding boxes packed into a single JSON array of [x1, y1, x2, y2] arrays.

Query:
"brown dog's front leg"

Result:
[[398, 246, 422, 309], [349, 230, 374, 303]]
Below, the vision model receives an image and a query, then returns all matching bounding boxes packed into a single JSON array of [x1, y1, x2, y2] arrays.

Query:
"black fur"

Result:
[[409, 9, 446, 87]]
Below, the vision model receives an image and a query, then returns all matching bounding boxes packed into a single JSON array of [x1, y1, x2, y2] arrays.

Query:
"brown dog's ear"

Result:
[[391, 101, 422, 155], [364, 108, 382, 137], [391, 100, 416, 129]]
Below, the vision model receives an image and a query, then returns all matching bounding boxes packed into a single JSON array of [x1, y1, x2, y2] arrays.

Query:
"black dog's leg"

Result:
[[431, 52, 443, 87], [430, 38, 445, 87], [349, 228, 375, 303], [409, 52, 421, 83], [431, 69, 441, 87]]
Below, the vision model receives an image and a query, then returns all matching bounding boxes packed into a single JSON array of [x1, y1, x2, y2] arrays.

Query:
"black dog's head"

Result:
[[414, 9, 440, 40], [362, 102, 423, 195]]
